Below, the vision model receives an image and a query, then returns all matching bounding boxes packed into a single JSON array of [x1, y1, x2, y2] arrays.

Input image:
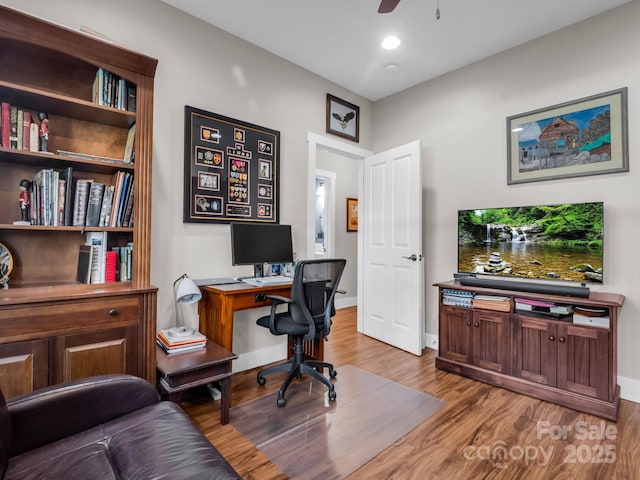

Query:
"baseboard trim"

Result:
[[425, 333, 438, 351], [233, 343, 286, 373], [335, 296, 357, 309], [618, 375, 640, 404]]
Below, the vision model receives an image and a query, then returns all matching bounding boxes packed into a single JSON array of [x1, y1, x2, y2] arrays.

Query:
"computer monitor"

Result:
[[230, 223, 294, 277]]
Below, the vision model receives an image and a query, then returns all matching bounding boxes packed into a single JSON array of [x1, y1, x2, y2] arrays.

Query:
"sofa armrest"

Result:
[[7, 374, 160, 456]]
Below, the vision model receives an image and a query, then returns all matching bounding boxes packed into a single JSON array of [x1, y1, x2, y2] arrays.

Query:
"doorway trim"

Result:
[[306, 132, 372, 329], [314, 169, 336, 258]]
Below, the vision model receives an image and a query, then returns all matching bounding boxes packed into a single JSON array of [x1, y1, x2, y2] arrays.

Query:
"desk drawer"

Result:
[[233, 287, 291, 310]]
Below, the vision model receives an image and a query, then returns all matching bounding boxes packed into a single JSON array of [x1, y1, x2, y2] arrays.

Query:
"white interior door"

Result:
[[362, 140, 424, 355]]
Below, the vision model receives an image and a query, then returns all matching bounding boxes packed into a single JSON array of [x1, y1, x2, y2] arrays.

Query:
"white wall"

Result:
[[317, 148, 359, 304], [3, 0, 373, 371], [8, 1, 640, 396], [372, 1, 640, 399]]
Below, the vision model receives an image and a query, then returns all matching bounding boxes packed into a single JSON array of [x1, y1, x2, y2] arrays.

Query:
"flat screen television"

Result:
[[457, 202, 603, 284], [230, 223, 294, 277]]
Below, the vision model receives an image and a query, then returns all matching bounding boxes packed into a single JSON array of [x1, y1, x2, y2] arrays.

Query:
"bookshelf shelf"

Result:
[[0, 5, 158, 397], [0, 80, 136, 128], [0, 224, 134, 232]]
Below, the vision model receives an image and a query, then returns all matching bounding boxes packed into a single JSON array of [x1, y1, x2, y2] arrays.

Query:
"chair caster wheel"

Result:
[[257, 375, 266, 386], [277, 396, 286, 408], [329, 368, 337, 378]]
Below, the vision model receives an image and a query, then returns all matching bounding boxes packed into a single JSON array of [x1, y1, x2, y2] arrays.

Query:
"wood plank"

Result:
[[179, 306, 640, 479]]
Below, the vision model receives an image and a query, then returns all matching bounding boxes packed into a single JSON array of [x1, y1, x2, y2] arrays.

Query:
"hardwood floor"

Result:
[[180, 307, 640, 479]]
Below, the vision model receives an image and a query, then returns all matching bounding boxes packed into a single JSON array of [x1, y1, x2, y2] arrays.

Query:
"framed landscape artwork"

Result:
[[507, 88, 628, 184], [326, 94, 360, 142]]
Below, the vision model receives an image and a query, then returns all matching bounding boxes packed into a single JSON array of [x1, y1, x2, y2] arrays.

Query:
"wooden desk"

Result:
[[156, 342, 237, 424], [199, 282, 324, 362]]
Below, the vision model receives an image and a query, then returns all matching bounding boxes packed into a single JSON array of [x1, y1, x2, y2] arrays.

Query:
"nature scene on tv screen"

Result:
[[458, 203, 603, 283]]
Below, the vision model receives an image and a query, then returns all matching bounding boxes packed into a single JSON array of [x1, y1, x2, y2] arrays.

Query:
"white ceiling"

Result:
[[161, 0, 630, 102]]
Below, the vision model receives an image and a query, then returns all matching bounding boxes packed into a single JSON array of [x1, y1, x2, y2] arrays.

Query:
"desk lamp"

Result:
[[168, 273, 202, 338]]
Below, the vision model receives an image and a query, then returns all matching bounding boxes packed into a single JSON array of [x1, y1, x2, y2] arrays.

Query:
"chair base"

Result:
[[257, 337, 337, 407]]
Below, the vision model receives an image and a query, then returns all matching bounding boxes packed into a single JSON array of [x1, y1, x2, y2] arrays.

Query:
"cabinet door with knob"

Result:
[[556, 323, 610, 401], [0, 287, 154, 398], [513, 315, 557, 386], [513, 315, 610, 401], [472, 310, 510, 374], [439, 306, 510, 374]]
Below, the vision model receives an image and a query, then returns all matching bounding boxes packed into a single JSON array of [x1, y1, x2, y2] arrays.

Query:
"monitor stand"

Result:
[[253, 263, 264, 278]]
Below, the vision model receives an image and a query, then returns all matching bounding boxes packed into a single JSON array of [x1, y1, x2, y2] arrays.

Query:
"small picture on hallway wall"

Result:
[[346, 197, 358, 232], [326, 94, 360, 143], [507, 88, 628, 184]]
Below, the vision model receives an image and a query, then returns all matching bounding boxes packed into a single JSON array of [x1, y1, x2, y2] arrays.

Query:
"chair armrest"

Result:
[[263, 295, 292, 334], [265, 294, 292, 304], [7, 374, 160, 456]]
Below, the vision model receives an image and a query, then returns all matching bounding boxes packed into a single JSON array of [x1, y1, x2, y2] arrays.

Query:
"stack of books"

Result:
[[442, 289, 475, 308], [157, 329, 207, 354], [514, 298, 572, 320], [472, 294, 512, 312]]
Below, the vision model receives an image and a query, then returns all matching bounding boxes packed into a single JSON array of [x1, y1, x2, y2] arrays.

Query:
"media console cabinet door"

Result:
[[512, 316, 557, 387], [556, 323, 610, 401]]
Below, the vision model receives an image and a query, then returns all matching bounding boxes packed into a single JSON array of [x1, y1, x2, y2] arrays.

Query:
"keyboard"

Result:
[[242, 275, 293, 286]]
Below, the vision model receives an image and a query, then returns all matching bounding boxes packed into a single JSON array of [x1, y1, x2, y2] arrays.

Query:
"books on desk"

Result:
[[157, 329, 207, 354]]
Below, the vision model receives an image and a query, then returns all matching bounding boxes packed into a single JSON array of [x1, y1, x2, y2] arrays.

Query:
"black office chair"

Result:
[[255, 258, 346, 407]]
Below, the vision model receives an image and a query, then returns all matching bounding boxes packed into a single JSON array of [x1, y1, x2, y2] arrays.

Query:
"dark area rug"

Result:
[[231, 365, 444, 479]]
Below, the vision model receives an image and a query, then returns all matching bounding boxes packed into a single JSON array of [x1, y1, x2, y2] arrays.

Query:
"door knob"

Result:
[[401, 254, 421, 262]]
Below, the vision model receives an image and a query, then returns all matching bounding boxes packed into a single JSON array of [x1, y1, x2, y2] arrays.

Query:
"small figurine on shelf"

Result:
[[13, 179, 31, 225], [38, 112, 49, 152]]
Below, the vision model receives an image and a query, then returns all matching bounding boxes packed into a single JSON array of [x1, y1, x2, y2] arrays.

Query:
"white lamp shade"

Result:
[[175, 277, 202, 304]]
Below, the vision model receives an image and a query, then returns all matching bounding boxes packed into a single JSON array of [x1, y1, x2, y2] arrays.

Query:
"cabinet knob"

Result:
[[108, 309, 117, 316], [559, 337, 566, 343], [466, 321, 471, 326], [549, 335, 555, 341], [474, 322, 479, 327]]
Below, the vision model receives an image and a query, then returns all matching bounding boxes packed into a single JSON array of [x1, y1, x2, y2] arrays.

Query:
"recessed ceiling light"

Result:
[[381, 36, 401, 50]]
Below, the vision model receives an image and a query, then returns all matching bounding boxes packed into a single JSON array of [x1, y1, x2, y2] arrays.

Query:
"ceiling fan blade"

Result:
[[378, 0, 401, 14]]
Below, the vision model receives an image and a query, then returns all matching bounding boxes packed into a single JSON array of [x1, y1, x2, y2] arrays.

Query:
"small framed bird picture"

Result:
[[326, 94, 360, 142]]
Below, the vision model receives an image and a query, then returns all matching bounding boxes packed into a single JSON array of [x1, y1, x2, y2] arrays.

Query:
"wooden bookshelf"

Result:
[[0, 5, 158, 397]]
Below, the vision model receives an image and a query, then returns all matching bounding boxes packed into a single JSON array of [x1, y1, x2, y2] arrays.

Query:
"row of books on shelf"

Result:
[[0, 103, 41, 151], [93, 67, 137, 112], [1, 101, 136, 164], [156, 329, 207, 354], [76, 233, 133, 284], [27, 168, 134, 228]]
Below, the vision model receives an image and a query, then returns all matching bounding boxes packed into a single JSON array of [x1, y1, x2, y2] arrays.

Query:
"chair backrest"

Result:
[[289, 259, 346, 341]]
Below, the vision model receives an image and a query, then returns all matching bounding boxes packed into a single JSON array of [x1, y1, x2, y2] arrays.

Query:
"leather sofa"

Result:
[[0, 374, 240, 479]]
